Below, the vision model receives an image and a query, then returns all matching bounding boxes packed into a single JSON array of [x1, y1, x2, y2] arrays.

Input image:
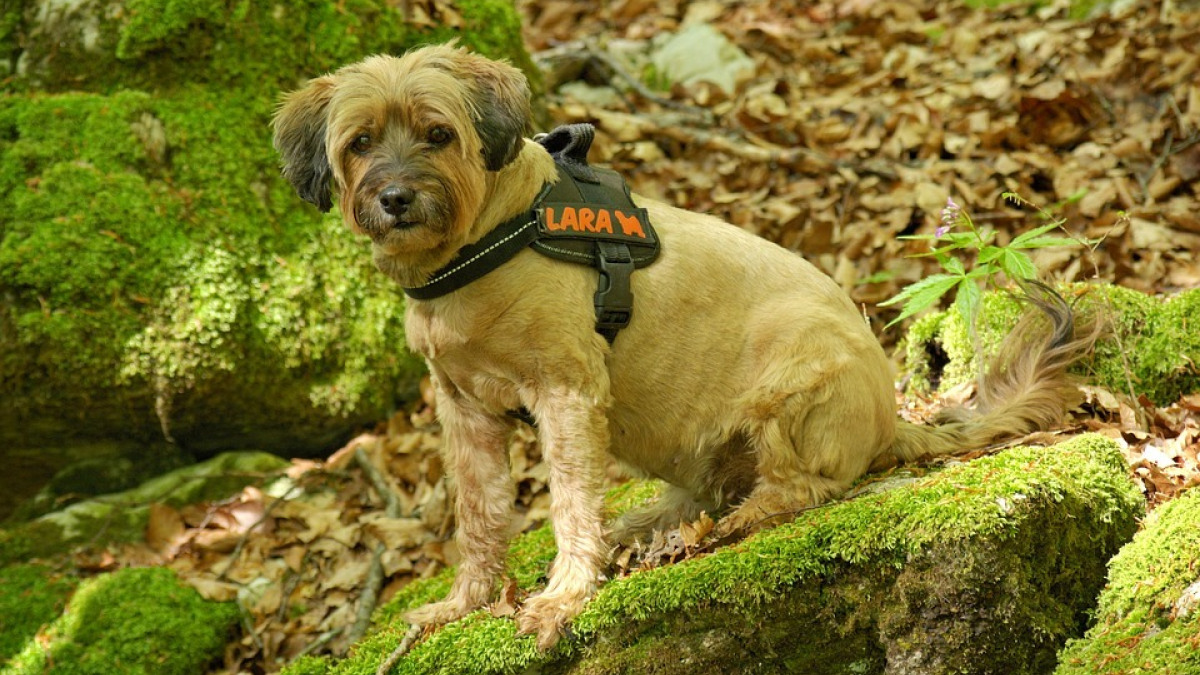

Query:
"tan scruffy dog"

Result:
[[273, 44, 1095, 650]]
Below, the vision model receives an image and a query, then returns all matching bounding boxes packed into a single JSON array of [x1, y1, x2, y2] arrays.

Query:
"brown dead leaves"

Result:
[[96, 389, 549, 673], [1080, 390, 1200, 508], [526, 0, 1200, 338]]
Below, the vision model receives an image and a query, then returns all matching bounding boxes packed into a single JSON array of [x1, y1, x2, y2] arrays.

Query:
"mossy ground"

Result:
[[1055, 487, 1200, 674], [284, 434, 1142, 675], [0, 567, 237, 675], [2, 0, 533, 463], [0, 564, 77, 663], [904, 284, 1200, 406]]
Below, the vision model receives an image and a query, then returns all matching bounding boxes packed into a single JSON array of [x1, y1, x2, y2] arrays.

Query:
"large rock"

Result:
[[1055, 486, 1200, 674], [285, 434, 1143, 675], [1, 566, 237, 675], [0, 0, 534, 516], [0, 450, 290, 566]]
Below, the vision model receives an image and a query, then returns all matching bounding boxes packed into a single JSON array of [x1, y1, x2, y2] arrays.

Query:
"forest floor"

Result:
[[79, 0, 1200, 671]]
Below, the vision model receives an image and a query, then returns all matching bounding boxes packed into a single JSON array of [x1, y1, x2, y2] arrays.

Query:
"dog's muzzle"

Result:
[[380, 185, 419, 229]]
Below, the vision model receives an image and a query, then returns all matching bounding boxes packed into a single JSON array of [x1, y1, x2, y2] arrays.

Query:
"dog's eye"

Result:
[[350, 134, 372, 154], [427, 127, 453, 147]]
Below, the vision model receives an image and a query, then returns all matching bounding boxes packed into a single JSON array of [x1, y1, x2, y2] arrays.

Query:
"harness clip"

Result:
[[594, 241, 635, 342]]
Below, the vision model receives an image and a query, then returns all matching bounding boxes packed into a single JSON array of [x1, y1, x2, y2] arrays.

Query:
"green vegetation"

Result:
[[883, 193, 1084, 328], [287, 434, 1142, 675], [1055, 487, 1200, 674], [2, 0, 534, 457], [0, 567, 237, 675], [0, 564, 77, 662], [904, 284, 1200, 406]]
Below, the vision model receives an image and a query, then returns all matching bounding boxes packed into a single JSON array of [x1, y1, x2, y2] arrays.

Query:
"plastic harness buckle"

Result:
[[594, 241, 635, 342]]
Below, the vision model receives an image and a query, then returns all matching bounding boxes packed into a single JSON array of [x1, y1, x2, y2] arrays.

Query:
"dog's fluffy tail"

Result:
[[889, 281, 1099, 462]]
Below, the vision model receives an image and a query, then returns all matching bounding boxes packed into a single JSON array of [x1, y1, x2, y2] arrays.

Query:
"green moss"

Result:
[[904, 284, 1200, 406], [116, 0, 229, 61], [0, 564, 77, 662], [286, 656, 335, 675], [4, 2, 536, 456], [300, 434, 1141, 674], [1056, 487, 1200, 674], [0, 567, 237, 675]]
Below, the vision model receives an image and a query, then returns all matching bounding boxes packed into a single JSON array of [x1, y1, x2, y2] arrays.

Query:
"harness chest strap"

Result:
[[401, 124, 660, 343]]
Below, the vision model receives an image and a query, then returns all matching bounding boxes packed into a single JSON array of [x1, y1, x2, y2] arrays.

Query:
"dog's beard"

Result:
[[346, 174, 468, 287], [352, 178, 456, 252]]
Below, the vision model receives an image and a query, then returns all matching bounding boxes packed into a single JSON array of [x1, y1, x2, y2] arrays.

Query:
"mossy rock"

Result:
[[1, 1, 534, 514], [0, 451, 289, 566], [286, 434, 1142, 675], [0, 564, 77, 663], [6, 442, 194, 524], [0, 566, 237, 675], [1055, 487, 1200, 674], [904, 284, 1200, 406]]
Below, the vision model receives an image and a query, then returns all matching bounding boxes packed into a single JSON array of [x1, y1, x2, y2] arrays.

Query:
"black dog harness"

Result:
[[401, 124, 660, 343]]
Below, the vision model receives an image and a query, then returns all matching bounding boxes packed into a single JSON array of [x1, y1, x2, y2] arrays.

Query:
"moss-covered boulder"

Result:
[[1, 1, 534, 515], [0, 566, 237, 675], [1055, 487, 1200, 674], [904, 285, 1200, 406], [0, 450, 288, 567], [286, 434, 1142, 675], [0, 564, 77, 663]]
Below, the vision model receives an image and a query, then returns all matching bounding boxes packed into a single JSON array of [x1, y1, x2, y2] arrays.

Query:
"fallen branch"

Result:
[[347, 543, 386, 647], [356, 445, 403, 518], [376, 624, 424, 675], [347, 445, 405, 647]]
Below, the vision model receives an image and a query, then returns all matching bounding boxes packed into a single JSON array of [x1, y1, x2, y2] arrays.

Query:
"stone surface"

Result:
[[286, 434, 1143, 675], [0, 0, 534, 517], [1055, 486, 1200, 674]]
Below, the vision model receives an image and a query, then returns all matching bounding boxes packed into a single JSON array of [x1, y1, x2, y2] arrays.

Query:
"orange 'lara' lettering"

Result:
[[594, 209, 613, 233], [578, 208, 595, 232], [560, 207, 579, 231]]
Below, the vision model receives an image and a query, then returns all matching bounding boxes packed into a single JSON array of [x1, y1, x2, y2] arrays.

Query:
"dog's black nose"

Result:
[[380, 186, 414, 216]]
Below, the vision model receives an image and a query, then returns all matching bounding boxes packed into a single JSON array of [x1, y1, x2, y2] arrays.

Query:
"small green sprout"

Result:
[[880, 192, 1086, 328]]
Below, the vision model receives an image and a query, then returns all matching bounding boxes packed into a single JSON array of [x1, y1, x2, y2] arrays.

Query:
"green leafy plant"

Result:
[[881, 192, 1086, 327]]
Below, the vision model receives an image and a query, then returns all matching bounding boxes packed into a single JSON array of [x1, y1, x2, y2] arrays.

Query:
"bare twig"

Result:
[[376, 624, 424, 675], [218, 482, 300, 581], [347, 543, 387, 647], [578, 39, 714, 122], [356, 445, 403, 518], [295, 628, 343, 659], [346, 445, 405, 647]]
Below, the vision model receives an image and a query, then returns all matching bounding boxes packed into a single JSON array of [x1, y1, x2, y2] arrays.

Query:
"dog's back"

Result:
[[601, 199, 897, 515]]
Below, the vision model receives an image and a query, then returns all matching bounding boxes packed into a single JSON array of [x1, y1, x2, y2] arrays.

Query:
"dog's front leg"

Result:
[[405, 385, 516, 627], [516, 387, 609, 651]]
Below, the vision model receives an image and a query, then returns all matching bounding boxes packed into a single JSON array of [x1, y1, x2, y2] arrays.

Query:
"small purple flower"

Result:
[[938, 197, 961, 237]]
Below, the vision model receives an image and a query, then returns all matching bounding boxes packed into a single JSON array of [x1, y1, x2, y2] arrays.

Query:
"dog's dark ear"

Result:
[[272, 76, 337, 212], [467, 57, 531, 172]]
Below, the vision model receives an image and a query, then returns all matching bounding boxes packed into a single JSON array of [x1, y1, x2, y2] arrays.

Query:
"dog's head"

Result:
[[272, 44, 531, 282]]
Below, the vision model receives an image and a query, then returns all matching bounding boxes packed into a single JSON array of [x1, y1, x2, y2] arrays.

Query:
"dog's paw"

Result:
[[715, 491, 800, 539], [610, 518, 654, 547], [515, 590, 588, 651], [714, 504, 779, 539], [405, 598, 476, 627]]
